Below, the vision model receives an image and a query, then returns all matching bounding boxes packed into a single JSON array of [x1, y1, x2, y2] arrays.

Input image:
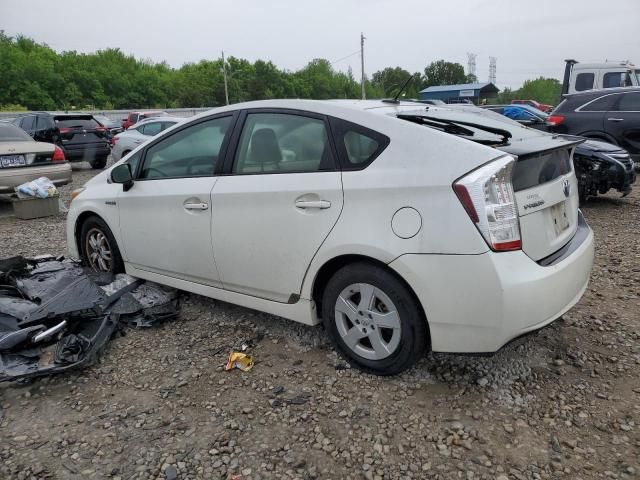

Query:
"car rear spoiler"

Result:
[[498, 134, 585, 159]]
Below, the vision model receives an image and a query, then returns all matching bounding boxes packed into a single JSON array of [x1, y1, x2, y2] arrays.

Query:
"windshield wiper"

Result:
[[397, 114, 512, 146]]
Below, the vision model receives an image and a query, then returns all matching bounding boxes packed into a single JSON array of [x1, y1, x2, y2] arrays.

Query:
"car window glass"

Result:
[[140, 116, 231, 179], [575, 73, 594, 92], [603, 72, 625, 89], [21, 116, 35, 130], [55, 118, 99, 129], [35, 116, 51, 129], [160, 121, 176, 132], [618, 93, 640, 111], [581, 94, 618, 111], [130, 114, 138, 123], [234, 113, 333, 174], [141, 122, 163, 136], [344, 131, 380, 165], [0, 123, 32, 142], [126, 150, 142, 175]]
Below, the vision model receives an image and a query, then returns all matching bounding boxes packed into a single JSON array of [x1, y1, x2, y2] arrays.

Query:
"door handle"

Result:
[[295, 200, 331, 209], [607, 118, 624, 122], [184, 202, 208, 210]]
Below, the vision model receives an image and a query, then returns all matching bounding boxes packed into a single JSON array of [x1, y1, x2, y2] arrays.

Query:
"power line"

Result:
[[330, 50, 361, 66]]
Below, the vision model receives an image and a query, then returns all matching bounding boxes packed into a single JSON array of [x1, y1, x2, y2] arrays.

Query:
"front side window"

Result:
[[140, 122, 163, 136], [617, 92, 640, 111], [140, 116, 231, 179], [234, 113, 334, 174], [603, 72, 625, 88], [575, 73, 595, 92]]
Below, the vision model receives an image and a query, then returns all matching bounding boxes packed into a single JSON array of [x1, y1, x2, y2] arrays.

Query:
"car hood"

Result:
[[0, 141, 55, 155]]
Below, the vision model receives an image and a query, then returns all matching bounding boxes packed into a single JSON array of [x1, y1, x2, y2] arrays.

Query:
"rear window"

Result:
[[0, 123, 32, 142], [512, 149, 572, 191], [54, 117, 99, 129]]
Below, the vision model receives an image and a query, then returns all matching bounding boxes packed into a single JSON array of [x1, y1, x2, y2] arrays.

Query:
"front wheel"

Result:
[[322, 263, 427, 375], [79, 216, 124, 274]]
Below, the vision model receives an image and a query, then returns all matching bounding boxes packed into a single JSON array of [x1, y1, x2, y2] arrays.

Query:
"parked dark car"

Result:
[[11, 113, 111, 169], [482, 104, 636, 201], [94, 114, 124, 140], [547, 87, 640, 164], [573, 140, 636, 202]]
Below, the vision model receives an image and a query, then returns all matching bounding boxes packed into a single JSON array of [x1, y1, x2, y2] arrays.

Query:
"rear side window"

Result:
[[580, 94, 618, 112], [575, 73, 595, 92], [617, 92, 640, 111], [36, 116, 53, 129], [329, 117, 390, 170], [20, 116, 35, 130], [234, 113, 334, 174], [54, 117, 99, 129]]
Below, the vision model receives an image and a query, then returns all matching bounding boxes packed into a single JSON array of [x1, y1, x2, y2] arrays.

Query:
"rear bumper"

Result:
[[0, 163, 72, 194], [389, 213, 594, 353], [61, 144, 111, 161]]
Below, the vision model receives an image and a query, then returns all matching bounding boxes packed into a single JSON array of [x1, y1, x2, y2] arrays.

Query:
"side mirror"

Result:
[[111, 163, 134, 191]]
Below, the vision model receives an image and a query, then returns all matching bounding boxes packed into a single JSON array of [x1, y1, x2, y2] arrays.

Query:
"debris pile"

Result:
[[0, 255, 178, 382]]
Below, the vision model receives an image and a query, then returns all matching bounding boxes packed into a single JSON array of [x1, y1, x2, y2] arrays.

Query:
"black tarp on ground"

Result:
[[0, 256, 179, 382]]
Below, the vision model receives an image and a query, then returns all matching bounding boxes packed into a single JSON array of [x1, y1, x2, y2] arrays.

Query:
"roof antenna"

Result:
[[382, 74, 415, 104]]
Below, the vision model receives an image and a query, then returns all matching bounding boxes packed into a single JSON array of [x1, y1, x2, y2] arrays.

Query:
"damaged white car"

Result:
[[67, 100, 594, 375]]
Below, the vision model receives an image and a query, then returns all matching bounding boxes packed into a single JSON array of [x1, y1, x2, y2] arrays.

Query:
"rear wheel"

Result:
[[322, 263, 427, 375], [89, 155, 108, 169], [79, 216, 124, 274]]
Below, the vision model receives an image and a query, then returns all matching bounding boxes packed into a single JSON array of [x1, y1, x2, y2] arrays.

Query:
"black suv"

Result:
[[548, 87, 640, 166], [12, 113, 111, 169]]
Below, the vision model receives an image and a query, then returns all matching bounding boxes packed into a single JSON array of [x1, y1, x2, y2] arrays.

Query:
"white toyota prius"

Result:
[[67, 99, 594, 375]]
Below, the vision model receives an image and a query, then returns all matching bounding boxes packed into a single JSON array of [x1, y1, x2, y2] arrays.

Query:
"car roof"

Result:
[[565, 86, 640, 98]]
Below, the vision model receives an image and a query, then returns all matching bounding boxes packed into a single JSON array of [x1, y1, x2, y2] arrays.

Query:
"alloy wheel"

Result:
[[334, 283, 401, 361], [85, 227, 113, 272]]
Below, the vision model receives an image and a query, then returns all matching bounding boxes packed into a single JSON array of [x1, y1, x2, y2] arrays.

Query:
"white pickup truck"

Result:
[[562, 59, 640, 94]]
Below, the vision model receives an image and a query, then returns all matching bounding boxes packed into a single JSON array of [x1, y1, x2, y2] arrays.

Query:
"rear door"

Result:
[[512, 146, 580, 261], [605, 91, 640, 155], [117, 113, 236, 286], [211, 109, 343, 302]]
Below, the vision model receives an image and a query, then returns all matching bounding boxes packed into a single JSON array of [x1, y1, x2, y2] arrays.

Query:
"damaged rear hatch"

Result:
[[393, 105, 585, 261]]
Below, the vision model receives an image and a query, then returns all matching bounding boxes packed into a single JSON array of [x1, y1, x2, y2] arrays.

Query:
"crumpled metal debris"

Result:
[[0, 256, 179, 382]]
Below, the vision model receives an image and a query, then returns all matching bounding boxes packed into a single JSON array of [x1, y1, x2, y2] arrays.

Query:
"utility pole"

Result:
[[222, 50, 229, 105], [360, 32, 366, 100]]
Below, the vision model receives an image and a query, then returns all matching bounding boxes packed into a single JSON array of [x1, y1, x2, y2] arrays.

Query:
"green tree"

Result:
[[371, 67, 422, 98], [516, 77, 562, 105], [423, 60, 468, 88]]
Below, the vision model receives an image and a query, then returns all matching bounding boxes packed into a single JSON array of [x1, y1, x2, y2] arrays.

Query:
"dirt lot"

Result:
[[0, 162, 638, 480]]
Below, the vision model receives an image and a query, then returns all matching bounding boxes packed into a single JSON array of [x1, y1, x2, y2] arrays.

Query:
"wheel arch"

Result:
[[311, 254, 431, 348], [74, 211, 104, 254]]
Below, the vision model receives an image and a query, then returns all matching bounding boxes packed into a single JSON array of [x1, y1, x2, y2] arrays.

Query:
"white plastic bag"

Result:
[[15, 177, 58, 199]]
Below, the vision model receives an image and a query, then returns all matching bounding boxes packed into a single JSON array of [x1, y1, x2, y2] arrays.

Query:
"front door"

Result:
[[212, 111, 343, 302], [118, 115, 235, 286]]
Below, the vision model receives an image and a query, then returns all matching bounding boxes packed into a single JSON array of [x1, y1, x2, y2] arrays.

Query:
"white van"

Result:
[[562, 60, 639, 94]]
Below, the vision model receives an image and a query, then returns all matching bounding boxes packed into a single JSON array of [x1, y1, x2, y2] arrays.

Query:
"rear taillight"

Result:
[[95, 126, 107, 132], [453, 156, 521, 252], [111, 135, 118, 146], [58, 127, 71, 134], [547, 115, 565, 126], [52, 146, 65, 162]]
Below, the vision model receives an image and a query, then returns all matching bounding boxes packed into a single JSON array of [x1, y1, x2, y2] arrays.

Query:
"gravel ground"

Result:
[[0, 162, 638, 480]]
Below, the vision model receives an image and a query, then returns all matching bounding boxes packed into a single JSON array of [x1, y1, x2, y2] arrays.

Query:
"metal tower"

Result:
[[488, 56, 497, 84], [467, 52, 477, 78]]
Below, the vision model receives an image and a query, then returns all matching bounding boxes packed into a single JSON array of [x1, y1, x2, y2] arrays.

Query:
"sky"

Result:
[[1, 0, 638, 90]]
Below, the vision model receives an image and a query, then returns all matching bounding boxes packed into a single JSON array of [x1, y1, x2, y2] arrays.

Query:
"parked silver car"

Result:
[[111, 117, 182, 161]]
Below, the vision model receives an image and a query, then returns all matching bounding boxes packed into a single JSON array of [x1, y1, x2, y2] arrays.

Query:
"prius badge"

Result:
[[562, 179, 571, 198]]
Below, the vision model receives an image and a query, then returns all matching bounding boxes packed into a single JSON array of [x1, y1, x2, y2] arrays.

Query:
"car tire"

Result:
[[79, 216, 125, 274], [322, 262, 427, 375], [89, 156, 108, 169]]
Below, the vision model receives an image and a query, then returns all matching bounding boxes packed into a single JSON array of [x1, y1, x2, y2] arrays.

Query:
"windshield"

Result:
[[0, 122, 33, 142]]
